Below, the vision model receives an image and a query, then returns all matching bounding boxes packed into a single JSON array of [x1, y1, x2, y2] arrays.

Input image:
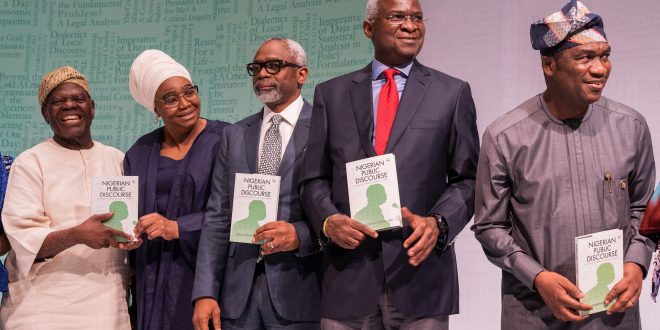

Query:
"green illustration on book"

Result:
[[105, 200, 130, 242], [583, 262, 615, 312], [233, 200, 267, 243], [354, 183, 397, 230]]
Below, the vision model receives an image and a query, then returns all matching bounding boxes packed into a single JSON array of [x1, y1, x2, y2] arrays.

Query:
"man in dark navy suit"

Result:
[[193, 38, 322, 330], [299, 0, 480, 328]]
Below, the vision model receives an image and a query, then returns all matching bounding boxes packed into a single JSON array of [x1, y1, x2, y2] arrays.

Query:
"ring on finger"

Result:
[[269, 241, 275, 249]]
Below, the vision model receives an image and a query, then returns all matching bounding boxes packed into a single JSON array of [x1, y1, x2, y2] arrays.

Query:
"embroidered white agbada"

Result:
[[0, 138, 130, 330]]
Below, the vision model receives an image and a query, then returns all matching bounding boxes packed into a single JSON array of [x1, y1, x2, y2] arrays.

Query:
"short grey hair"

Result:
[[261, 38, 307, 67], [366, 0, 379, 20]]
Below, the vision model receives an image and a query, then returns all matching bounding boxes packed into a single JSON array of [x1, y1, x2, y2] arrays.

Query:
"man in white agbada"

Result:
[[0, 66, 139, 329]]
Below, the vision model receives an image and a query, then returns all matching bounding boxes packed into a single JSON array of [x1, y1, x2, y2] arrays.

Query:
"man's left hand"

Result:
[[401, 207, 440, 267], [605, 262, 643, 314], [253, 221, 300, 256]]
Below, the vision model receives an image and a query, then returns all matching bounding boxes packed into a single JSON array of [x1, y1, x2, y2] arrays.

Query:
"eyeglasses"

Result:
[[378, 14, 427, 25], [246, 60, 301, 76], [156, 85, 199, 108]]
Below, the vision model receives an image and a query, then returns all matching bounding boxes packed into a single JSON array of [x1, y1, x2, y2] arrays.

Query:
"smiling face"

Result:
[[544, 42, 612, 109], [251, 39, 308, 113], [41, 82, 95, 149], [364, 0, 425, 67], [153, 76, 201, 132]]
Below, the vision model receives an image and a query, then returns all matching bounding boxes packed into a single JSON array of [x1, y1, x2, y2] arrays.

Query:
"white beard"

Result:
[[255, 87, 282, 105]]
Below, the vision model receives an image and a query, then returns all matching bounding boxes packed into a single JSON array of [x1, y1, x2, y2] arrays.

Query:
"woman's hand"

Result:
[[134, 213, 179, 240]]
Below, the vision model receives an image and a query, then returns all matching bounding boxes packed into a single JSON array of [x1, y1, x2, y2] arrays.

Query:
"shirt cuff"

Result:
[[511, 252, 547, 291]]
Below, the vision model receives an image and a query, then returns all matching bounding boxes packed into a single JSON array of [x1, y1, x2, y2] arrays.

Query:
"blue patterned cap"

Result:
[[530, 0, 607, 55]]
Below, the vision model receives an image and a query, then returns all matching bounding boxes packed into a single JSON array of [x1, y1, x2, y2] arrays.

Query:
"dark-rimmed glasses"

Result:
[[376, 14, 427, 25], [246, 60, 301, 76], [156, 85, 199, 108]]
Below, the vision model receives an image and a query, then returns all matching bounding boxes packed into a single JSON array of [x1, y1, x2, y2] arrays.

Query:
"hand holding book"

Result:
[[253, 221, 300, 256], [533, 271, 591, 322], [604, 262, 643, 315], [324, 213, 378, 249], [134, 212, 179, 241]]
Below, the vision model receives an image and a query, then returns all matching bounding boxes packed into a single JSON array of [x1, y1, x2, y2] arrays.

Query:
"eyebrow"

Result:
[[162, 84, 194, 95]]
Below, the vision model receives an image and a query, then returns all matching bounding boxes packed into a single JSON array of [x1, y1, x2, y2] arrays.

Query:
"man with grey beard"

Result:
[[192, 38, 322, 330]]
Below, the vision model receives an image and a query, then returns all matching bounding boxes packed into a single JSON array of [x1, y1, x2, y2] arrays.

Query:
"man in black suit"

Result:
[[299, 0, 479, 328], [192, 38, 322, 330]]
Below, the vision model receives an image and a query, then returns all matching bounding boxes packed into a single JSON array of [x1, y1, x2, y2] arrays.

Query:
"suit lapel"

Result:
[[244, 111, 263, 174], [386, 60, 431, 153], [350, 64, 377, 157], [277, 101, 312, 177]]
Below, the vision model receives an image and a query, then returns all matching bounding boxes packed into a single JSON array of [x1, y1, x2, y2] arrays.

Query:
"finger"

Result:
[[349, 220, 378, 238], [410, 243, 435, 266], [401, 207, 414, 224], [559, 278, 585, 300], [255, 221, 280, 235], [107, 228, 132, 241], [147, 226, 162, 240], [335, 235, 360, 249], [403, 225, 425, 249], [259, 240, 276, 253], [558, 291, 592, 312], [252, 230, 275, 244], [135, 217, 158, 235], [212, 305, 221, 330], [555, 305, 589, 322], [96, 212, 114, 222], [608, 287, 637, 314], [195, 315, 209, 330], [148, 231, 162, 240], [604, 282, 624, 305]]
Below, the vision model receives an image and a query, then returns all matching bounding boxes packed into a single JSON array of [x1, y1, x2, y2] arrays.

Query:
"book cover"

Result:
[[230, 173, 280, 244], [91, 176, 139, 242], [575, 228, 624, 315], [346, 154, 402, 231]]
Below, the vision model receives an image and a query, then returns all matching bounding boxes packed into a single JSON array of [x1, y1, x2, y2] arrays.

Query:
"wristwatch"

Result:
[[430, 213, 449, 250]]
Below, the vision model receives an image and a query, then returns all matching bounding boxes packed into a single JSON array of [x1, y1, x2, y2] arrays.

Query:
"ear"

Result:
[[363, 20, 374, 39], [541, 55, 556, 78], [90, 99, 95, 120], [41, 104, 50, 124], [296, 67, 309, 86]]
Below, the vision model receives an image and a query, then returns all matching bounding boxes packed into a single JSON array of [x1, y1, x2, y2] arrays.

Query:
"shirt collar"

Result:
[[371, 59, 413, 80], [262, 95, 304, 127]]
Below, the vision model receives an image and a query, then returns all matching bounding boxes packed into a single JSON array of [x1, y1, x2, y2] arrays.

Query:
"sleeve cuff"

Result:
[[624, 241, 656, 278], [511, 252, 546, 291]]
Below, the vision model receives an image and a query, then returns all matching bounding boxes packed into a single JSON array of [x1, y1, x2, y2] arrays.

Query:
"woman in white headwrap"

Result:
[[125, 50, 228, 330]]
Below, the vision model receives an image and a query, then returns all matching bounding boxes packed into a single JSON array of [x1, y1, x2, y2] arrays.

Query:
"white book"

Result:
[[575, 229, 624, 315], [91, 176, 139, 242], [230, 173, 280, 244], [346, 154, 402, 231]]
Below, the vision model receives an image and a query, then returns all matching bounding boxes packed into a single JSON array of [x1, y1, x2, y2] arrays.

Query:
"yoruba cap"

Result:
[[530, 0, 607, 55], [129, 49, 192, 113], [38, 66, 90, 105]]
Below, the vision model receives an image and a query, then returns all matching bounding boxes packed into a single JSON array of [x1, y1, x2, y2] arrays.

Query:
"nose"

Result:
[[62, 98, 77, 109], [254, 66, 271, 79], [590, 57, 610, 77], [399, 17, 418, 32], [178, 94, 192, 107]]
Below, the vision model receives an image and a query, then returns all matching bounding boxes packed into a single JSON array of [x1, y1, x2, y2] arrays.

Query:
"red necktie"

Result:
[[375, 68, 399, 155]]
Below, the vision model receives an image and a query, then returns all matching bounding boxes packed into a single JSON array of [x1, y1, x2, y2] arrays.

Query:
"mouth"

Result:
[[61, 114, 82, 123], [177, 109, 197, 120], [397, 36, 420, 43], [585, 80, 606, 91], [255, 83, 276, 91]]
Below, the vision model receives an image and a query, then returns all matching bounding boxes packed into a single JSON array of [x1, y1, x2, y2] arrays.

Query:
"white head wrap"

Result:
[[129, 49, 192, 113]]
